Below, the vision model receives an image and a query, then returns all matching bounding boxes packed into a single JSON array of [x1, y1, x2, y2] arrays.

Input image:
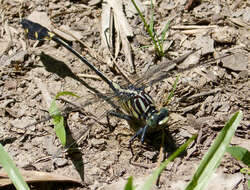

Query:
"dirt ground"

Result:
[[0, 0, 249, 189]]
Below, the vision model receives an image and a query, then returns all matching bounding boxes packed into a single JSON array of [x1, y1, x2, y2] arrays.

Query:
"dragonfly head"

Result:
[[147, 108, 169, 128], [132, 108, 169, 142]]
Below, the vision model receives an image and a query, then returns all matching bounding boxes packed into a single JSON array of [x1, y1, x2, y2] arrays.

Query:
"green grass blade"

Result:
[[149, 0, 154, 33], [185, 110, 243, 190], [139, 134, 197, 190], [124, 176, 135, 190], [159, 20, 171, 52], [164, 75, 179, 105], [131, 0, 161, 56], [131, 0, 149, 32], [0, 144, 30, 190], [55, 91, 80, 99], [49, 99, 66, 146], [226, 146, 250, 166], [161, 20, 170, 45], [49, 91, 80, 147], [240, 167, 250, 175]]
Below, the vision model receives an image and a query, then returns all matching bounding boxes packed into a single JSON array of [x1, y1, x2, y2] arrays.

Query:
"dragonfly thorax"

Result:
[[118, 89, 155, 119], [119, 86, 169, 126]]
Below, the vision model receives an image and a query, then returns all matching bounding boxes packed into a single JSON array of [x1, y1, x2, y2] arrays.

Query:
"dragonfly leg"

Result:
[[129, 127, 144, 142], [141, 125, 149, 142], [106, 110, 133, 131], [107, 110, 132, 120], [130, 125, 149, 143]]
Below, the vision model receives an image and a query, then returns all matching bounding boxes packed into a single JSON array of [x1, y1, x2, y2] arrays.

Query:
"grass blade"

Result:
[[164, 75, 179, 105], [49, 91, 80, 147], [49, 99, 66, 146], [124, 176, 135, 190], [159, 20, 171, 52], [131, 0, 161, 56], [0, 144, 30, 190], [226, 146, 250, 166], [149, 0, 154, 33], [55, 91, 80, 99], [139, 134, 197, 190], [240, 167, 250, 174], [131, 0, 149, 32], [185, 110, 243, 190], [161, 20, 170, 44]]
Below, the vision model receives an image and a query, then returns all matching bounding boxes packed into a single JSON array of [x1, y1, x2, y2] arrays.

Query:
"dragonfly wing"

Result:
[[132, 50, 196, 88]]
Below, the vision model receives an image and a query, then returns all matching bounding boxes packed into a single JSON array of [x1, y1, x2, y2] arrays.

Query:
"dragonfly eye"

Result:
[[147, 108, 169, 127], [147, 114, 158, 127], [158, 108, 169, 125]]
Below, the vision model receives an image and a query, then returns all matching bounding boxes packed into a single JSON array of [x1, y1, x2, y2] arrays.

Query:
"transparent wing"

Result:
[[115, 50, 199, 92], [121, 50, 232, 91]]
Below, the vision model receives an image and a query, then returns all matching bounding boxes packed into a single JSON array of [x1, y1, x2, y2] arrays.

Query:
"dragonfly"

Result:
[[21, 18, 199, 142]]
